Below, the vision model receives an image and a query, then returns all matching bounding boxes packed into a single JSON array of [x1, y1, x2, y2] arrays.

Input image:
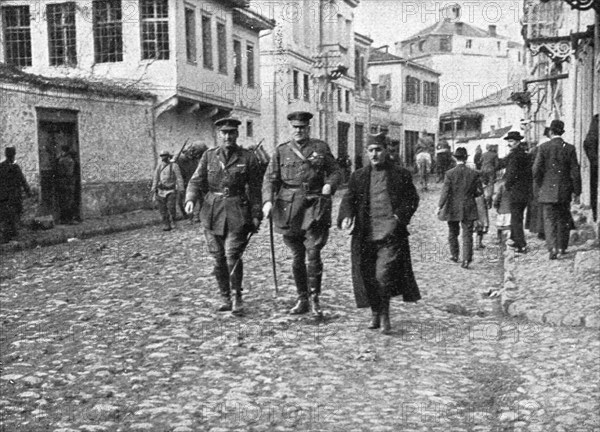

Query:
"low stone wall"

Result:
[[82, 180, 155, 217]]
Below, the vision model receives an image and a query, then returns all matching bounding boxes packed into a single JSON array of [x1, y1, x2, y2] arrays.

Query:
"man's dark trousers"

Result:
[[510, 201, 528, 248], [448, 220, 474, 262], [543, 203, 571, 251], [283, 228, 329, 299]]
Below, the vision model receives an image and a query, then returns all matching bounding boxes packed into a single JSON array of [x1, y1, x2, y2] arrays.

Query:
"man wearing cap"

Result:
[[186, 118, 262, 314], [437, 147, 483, 269], [533, 119, 581, 260], [435, 140, 452, 182], [151, 149, 184, 231], [0, 147, 31, 243], [338, 134, 420, 334], [499, 131, 532, 253], [262, 111, 341, 317]]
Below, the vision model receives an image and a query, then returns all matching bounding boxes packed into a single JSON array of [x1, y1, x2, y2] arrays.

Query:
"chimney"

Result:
[[455, 22, 464, 35], [488, 25, 497, 37]]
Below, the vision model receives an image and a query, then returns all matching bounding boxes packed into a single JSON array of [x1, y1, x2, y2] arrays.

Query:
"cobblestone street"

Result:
[[1, 184, 599, 432]]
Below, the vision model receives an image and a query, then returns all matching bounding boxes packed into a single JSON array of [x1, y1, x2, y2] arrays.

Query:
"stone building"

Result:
[[368, 47, 440, 167], [395, 3, 526, 116], [520, 0, 599, 228]]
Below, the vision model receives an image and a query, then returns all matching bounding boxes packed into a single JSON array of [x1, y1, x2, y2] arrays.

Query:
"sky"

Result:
[[354, 0, 525, 49]]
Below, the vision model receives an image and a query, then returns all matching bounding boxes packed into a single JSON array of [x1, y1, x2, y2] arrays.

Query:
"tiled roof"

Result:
[[369, 50, 404, 63], [459, 86, 516, 109], [405, 20, 507, 41], [0, 63, 155, 100]]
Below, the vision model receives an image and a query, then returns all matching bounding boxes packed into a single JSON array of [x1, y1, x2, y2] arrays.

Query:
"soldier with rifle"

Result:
[[185, 118, 262, 315], [262, 111, 341, 318]]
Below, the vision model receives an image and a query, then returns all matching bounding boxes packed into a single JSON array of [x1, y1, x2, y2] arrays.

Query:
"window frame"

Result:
[[47, 2, 77, 67], [233, 38, 242, 85], [140, 0, 169, 61], [201, 13, 213, 70], [184, 6, 196, 64], [216, 20, 227, 74], [246, 42, 255, 88], [92, 0, 123, 63]]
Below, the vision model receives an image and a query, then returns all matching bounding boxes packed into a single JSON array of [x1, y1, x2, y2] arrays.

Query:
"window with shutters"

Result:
[[303, 73, 310, 101], [93, 0, 123, 63], [216, 21, 227, 74], [47, 3, 77, 66], [140, 0, 169, 60], [185, 7, 196, 63], [202, 14, 213, 69], [246, 43, 255, 88], [233, 39, 242, 84]]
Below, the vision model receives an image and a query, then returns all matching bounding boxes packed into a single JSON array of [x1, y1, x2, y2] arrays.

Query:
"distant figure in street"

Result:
[[473, 145, 483, 171], [338, 133, 421, 335], [500, 131, 532, 254], [583, 114, 598, 221], [55, 144, 77, 224], [493, 176, 512, 244], [435, 140, 452, 182], [480, 144, 499, 208], [186, 118, 262, 315], [177, 144, 207, 223], [0, 147, 31, 243], [262, 111, 341, 318], [474, 194, 489, 250], [525, 141, 545, 240], [415, 147, 432, 191], [152, 150, 184, 231], [533, 119, 581, 260], [437, 147, 483, 269]]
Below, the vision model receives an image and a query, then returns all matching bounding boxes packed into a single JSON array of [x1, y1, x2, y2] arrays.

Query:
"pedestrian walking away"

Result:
[[532, 119, 581, 260], [493, 175, 511, 245], [473, 144, 483, 171], [415, 147, 432, 192], [151, 150, 184, 231], [262, 111, 341, 318], [500, 131, 532, 254], [480, 144, 499, 208], [0, 146, 31, 243], [338, 133, 421, 335], [186, 118, 262, 315], [435, 140, 452, 182], [437, 147, 483, 269]]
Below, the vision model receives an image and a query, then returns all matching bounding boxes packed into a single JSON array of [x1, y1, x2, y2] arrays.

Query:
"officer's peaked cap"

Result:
[[215, 117, 241, 131], [159, 150, 172, 157], [367, 133, 387, 147], [287, 111, 313, 126]]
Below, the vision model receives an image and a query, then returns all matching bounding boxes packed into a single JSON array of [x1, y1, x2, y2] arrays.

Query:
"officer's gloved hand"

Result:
[[262, 202, 272, 219], [252, 218, 261, 232], [185, 201, 194, 214], [341, 217, 353, 231], [322, 184, 332, 195]]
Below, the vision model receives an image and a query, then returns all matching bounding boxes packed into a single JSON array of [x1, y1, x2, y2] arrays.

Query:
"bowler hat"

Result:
[[453, 147, 468, 159], [214, 117, 241, 131], [287, 111, 313, 126], [367, 133, 387, 147], [159, 150, 172, 157], [504, 131, 524, 141], [549, 119, 565, 135], [5, 146, 16, 157]]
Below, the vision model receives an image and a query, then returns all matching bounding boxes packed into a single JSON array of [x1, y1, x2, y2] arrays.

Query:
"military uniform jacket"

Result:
[[186, 146, 262, 235], [533, 137, 581, 204], [262, 138, 341, 235]]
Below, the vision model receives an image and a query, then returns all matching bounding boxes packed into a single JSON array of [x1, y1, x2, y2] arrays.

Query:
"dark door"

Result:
[[37, 119, 81, 221], [354, 123, 364, 170]]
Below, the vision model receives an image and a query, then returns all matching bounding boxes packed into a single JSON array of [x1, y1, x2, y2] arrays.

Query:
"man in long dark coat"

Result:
[[338, 134, 421, 335], [533, 119, 581, 259], [0, 147, 31, 243]]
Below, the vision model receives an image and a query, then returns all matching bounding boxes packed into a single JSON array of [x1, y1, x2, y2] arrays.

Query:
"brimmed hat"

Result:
[[159, 150, 172, 157], [287, 111, 313, 126], [549, 119, 565, 135], [453, 147, 468, 159], [214, 117, 241, 131], [5, 146, 16, 157], [504, 131, 524, 141], [367, 133, 387, 147]]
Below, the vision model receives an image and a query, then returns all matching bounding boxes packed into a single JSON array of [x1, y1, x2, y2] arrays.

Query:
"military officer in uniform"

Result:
[[185, 118, 262, 315], [262, 111, 341, 317]]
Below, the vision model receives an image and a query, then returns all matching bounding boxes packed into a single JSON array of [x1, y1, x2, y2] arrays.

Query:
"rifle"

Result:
[[173, 138, 190, 163]]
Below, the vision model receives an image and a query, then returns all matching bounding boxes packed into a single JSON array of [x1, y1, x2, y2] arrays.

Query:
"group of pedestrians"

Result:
[[155, 111, 421, 335], [436, 119, 582, 267]]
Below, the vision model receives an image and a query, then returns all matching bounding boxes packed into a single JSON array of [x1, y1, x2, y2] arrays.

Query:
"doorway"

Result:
[[37, 109, 81, 222], [354, 123, 364, 170]]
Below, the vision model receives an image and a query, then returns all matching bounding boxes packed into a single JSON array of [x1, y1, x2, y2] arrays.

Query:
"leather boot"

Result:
[[232, 293, 244, 315], [228, 259, 244, 315], [289, 264, 309, 315], [380, 298, 391, 335], [215, 263, 232, 312], [368, 307, 380, 329], [308, 273, 323, 318]]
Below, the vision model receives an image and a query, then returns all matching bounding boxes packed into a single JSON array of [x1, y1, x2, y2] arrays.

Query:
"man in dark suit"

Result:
[[185, 118, 262, 314], [501, 131, 532, 254], [338, 133, 421, 334], [533, 119, 581, 260], [437, 147, 483, 269]]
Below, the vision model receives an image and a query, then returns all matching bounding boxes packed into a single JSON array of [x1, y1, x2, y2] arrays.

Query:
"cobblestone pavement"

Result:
[[1, 184, 599, 432]]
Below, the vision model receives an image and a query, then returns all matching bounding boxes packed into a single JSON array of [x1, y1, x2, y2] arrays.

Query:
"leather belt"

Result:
[[209, 187, 242, 197], [282, 183, 320, 194]]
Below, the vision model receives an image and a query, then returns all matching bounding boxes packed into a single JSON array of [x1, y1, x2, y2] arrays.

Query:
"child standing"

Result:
[[493, 176, 511, 244]]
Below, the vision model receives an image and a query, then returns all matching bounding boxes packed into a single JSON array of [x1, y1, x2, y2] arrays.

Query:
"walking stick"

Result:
[[229, 230, 255, 278], [269, 216, 279, 296]]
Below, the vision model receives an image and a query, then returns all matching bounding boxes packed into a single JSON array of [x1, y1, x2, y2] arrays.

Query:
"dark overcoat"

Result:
[[533, 137, 582, 204], [503, 146, 532, 204], [337, 162, 421, 308], [438, 164, 482, 222]]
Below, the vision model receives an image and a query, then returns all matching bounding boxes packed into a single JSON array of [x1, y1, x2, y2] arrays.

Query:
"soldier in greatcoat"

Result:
[[262, 111, 341, 318], [338, 134, 421, 334], [185, 118, 262, 314]]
